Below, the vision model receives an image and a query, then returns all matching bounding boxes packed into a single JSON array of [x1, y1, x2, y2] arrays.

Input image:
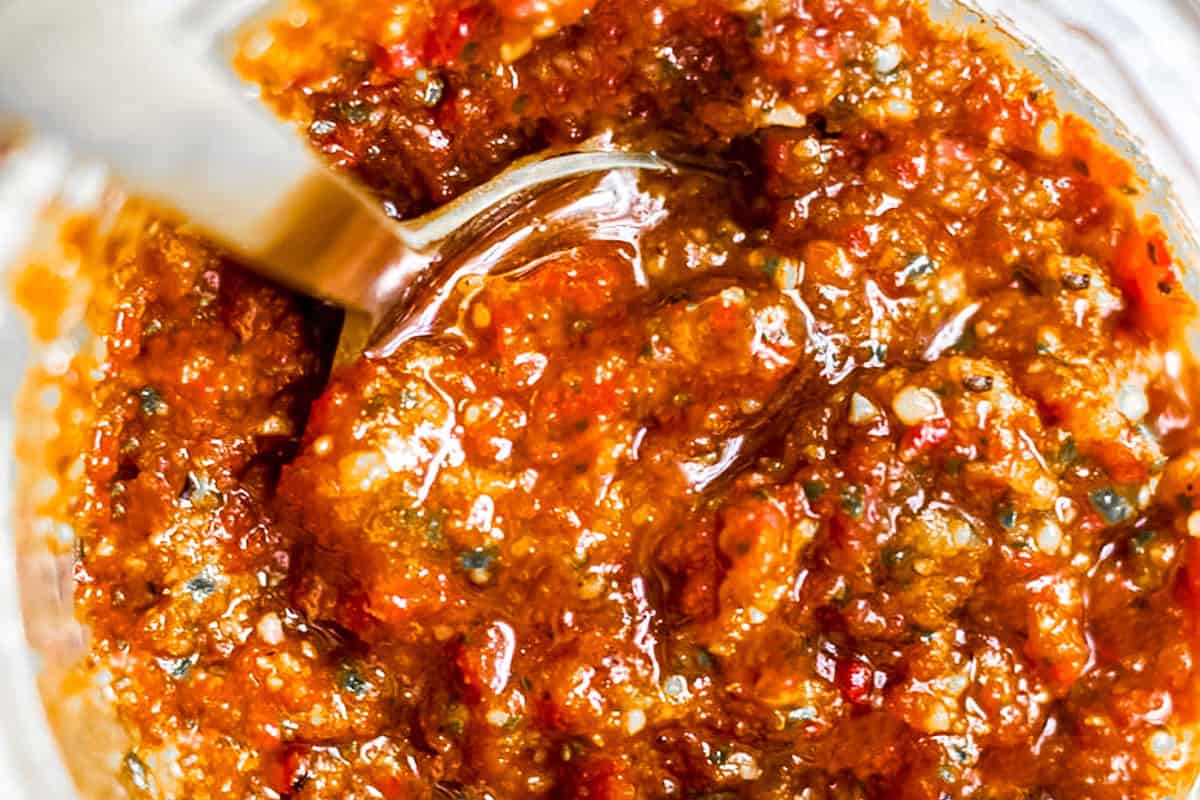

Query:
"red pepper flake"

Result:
[[264, 746, 310, 795], [900, 416, 951, 461], [425, 4, 488, 66], [836, 658, 873, 705], [1175, 538, 1200, 643], [569, 758, 636, 800], [844, 224, 875, 259], [378, 39, 424, 74], [454, 620, 516, 701]]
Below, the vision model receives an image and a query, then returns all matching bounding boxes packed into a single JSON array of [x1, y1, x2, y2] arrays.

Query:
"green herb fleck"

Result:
[[1091, 488, 1132, 525], [899, 253, 936, 284], [156, 654, 197, 680], [864, 339, 888, 366], [840, 484, 864, 519], [1130, 528, 1157, 554], [803, 480, 827, 501], [1058, 436, 1078, 469], [338, 665, 371, 697], [882, 546, 906, 569], [336, 101, 371, 124], [184, 572, 217, 602], [910, 624, 937, 642], [460, 546, 498, 572], [708, 746, 729, 766], [136, 386, 164, 416], [425, 512, 445, 543], [398, 388, 422, 410], [954, 325, 977, 354]]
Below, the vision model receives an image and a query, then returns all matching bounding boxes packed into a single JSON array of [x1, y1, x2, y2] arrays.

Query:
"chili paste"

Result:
[[28, 0, 1200, 797]]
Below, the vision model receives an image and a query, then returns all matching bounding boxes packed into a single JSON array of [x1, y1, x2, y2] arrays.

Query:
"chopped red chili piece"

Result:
[[835, 658, 874, 706], [900, 416, 952, 461]]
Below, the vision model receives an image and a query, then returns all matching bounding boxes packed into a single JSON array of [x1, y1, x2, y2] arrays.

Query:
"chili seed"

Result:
[[1116, 385, 1149, 422], [664, 674, 688, 698], [257, 612, 285, 645], [1036, 518, 1063, 554], [873, 43, 903, 75], [848, 392, 880, 425], [1149, 729, 1176, 759], [893, 386, 942, 426], [1037, 119, 1064, 157]]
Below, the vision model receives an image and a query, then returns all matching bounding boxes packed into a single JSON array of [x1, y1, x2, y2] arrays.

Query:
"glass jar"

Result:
[[1, 0, 1199, 796]]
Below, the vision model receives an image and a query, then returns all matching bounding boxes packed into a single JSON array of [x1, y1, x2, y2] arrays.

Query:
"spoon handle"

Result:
[[0, 0, 398, 312], [0, 0, 672, 324]]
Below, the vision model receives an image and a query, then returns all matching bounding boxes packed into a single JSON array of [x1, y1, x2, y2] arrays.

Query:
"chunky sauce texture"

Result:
[[27, 0, 1200, 797]]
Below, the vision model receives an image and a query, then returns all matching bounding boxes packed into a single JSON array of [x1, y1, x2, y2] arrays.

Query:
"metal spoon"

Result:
[[0, 0, 669, 356]]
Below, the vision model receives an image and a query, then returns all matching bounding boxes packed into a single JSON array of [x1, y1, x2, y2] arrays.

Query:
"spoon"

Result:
[[0, 0, 670, 357]]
